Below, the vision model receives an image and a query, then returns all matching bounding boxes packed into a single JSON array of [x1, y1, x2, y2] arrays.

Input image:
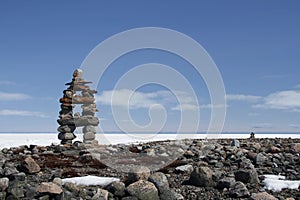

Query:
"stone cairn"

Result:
[[57, 69, 99, 145], [250, 132, 255, 139]]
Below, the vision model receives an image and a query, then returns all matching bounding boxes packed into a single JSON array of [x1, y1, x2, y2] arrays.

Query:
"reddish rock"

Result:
[[250, 192, 278, 200], [59, 97, 72, 103], [22, 157, 40, 174], [292, 143, 300, 153], [247, 151, 258, 161], [36, 182, 63, 194], [252, 143, 261, 150], [73, 84, 89, 91], [72, 96, 95, 104], [268, 146, 281, 153]]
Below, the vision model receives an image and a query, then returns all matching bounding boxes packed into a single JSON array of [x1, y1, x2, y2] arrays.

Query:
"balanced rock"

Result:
[[57, 125, 76, 133], [58, 132, 76, 141], [73, 96, 95, 104], [83, 132, 96, 142], [57, 68, 100, 144], [73, 69, 83, 78], [83, 125, 96, 133], [59, 97, 72, 104], [74, 116, 99, 126], [57, 118, 75, 126], [63, 89, 73, 98]]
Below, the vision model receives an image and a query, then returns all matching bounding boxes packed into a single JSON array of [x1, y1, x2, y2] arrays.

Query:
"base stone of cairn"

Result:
[[57, 69, 99, 145]]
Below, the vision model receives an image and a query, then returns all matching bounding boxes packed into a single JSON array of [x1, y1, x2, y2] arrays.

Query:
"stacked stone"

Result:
[[57, 85, 76, 144], [72, 73, 99, 144], [57, 69, 99, 144]]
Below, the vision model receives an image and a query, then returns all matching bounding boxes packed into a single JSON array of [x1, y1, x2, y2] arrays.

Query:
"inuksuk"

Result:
[[57, 69, 99, 144], [250, 132, 255, 139]]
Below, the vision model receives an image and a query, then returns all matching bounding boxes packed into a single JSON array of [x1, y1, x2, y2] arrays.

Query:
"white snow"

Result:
[[62, 175, 120, 186], [263, 174, 300, 191], [0, 133, 300, 149]]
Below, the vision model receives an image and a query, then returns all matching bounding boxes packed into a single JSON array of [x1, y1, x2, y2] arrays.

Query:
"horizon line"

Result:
[[0, 131, 299, 134]]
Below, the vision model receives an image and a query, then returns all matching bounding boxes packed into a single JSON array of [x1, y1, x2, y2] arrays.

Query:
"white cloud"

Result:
[[226, 94, 262, 102], [96, 89, 159, 109], [0, 91, 31, 101], [254, 90, 300, 111], [229, 90, 300, 112], [295, 84, 300, 89], [0, 109, 48, 118], [96, 89, 199, 111], [171, 104, 198, 111], [199, 104, 228, 109], [289, 124, 300, 129], [0, 81, 16, 85]]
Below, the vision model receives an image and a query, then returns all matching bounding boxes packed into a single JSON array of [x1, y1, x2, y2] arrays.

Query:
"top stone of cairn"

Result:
[[73, 69, 83, 78]]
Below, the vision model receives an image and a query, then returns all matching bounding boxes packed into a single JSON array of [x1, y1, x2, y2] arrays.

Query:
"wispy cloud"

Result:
[[254, 90, 300, 112], [0, 91, 31, 101], [252, 123, 273, 129], [248, 112, 260, 116], [171, 104, 198, 111], [260, 74, 289, 79], [226, 94, 262, 102], [0, 109, 48, 118], [295, 84, 300, 89], [96, 89, 199, 111], [199, 104, 228, 109], [96, 89, 160, 109], [0, 81, 16, 86], [228, 89, 300, 113], [289, 124, 300, 129]]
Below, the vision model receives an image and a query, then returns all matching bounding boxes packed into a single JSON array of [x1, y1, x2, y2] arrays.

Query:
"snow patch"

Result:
[[263, 174, 300, 191], [62, 175, 120, 186]]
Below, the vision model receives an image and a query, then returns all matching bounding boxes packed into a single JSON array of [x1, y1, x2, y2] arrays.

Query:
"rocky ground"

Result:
[[0, 137, 299, 200]]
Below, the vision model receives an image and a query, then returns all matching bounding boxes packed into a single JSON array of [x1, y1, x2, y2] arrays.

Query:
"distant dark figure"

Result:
[[250, 132, 255, 139]]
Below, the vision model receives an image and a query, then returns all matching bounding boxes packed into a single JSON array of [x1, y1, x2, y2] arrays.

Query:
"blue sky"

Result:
[[0, 1, 300, 133]]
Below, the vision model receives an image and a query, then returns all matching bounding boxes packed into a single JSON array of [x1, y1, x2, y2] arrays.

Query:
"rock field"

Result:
[[0, 137, 299, 199]]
